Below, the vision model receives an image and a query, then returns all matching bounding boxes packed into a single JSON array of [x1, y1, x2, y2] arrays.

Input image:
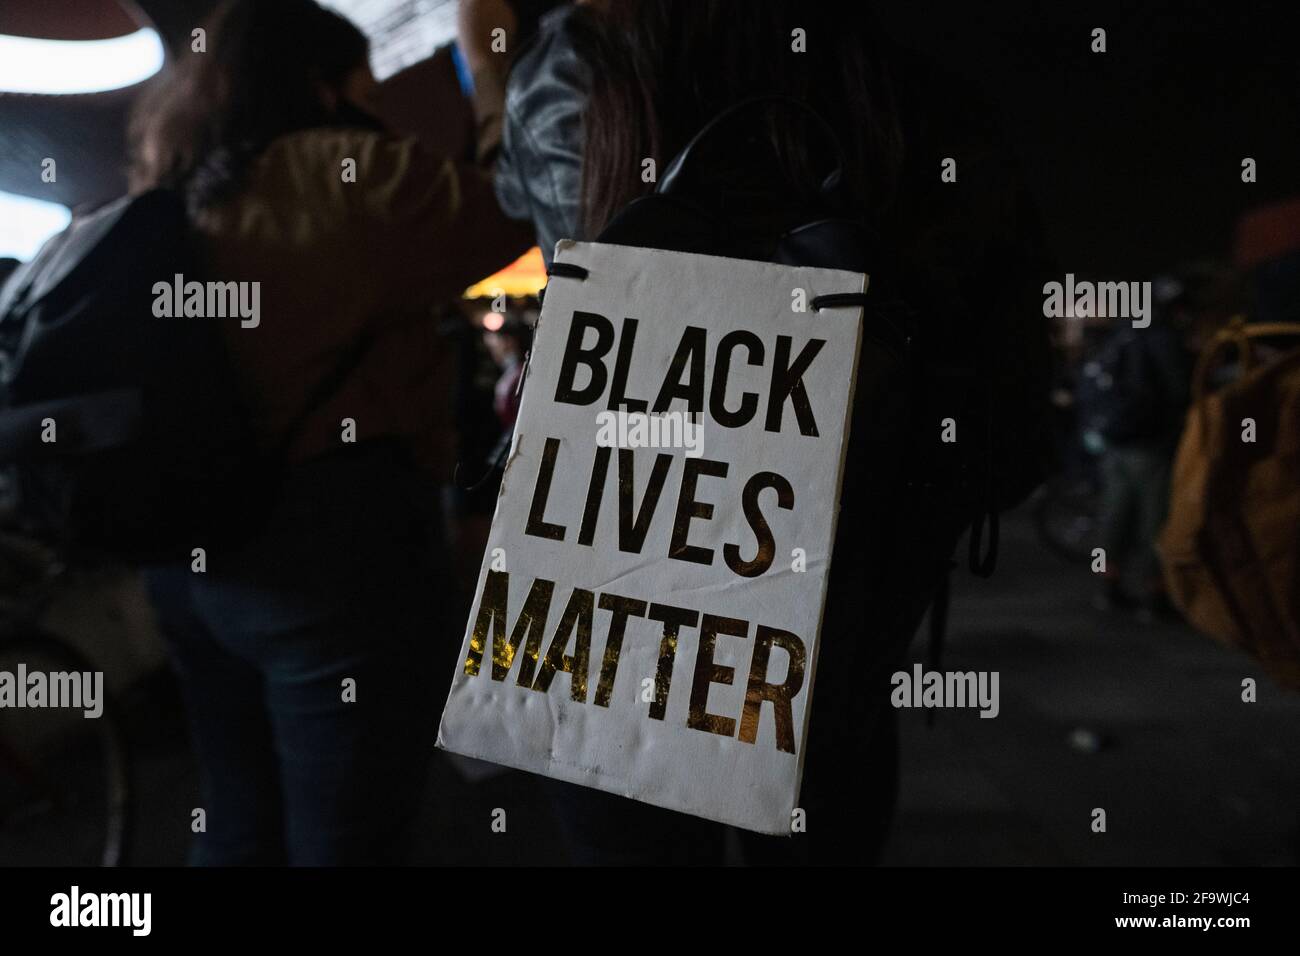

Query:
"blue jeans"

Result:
[[1098, 443, 1173, 592], [147, 444, 449, 865]]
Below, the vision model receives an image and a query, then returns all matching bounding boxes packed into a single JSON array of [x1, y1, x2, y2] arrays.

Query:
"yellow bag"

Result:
[[1158, 319, 1300, 689]]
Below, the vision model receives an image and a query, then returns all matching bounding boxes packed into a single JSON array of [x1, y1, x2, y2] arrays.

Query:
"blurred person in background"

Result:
[[442, 299, 507, 601], [1080, 279, 1192, 619], [442, 299, 533, 602], [483, 314, 531, 430], [1236, 197, 1300, 363], [130, 0, 529, 864]]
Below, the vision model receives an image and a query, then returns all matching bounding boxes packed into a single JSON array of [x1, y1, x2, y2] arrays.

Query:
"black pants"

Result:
[[547, 552, 934, 866], [148, 444, 448, 865]]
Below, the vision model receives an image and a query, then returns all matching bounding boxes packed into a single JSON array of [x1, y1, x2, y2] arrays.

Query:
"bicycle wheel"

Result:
[[0, 624, 131, 866]]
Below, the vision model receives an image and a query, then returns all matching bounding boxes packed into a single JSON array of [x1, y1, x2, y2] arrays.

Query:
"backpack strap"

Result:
[[274, 328, 381, 461], [657, 94, 848, 198]]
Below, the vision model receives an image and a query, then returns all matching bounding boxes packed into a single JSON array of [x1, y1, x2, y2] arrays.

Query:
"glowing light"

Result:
[[465, 247, 547, 298], [0, 191, 70, 261], [482, 311, 505, 332], [0, 28, 165, 94]]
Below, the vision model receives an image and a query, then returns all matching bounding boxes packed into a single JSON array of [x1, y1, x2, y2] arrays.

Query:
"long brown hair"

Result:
[[128, 0, 370, 207], [580, 0, 904, 236]]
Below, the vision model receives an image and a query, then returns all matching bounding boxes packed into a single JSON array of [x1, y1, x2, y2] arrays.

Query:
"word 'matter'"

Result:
[[464, 570, 807, 754]]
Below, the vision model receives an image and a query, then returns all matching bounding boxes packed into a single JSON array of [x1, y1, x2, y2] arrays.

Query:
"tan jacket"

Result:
[[195, 128, 531, 477]]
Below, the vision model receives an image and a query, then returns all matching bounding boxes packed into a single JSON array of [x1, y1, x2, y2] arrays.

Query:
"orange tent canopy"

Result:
[[464, 246, 546, 298]]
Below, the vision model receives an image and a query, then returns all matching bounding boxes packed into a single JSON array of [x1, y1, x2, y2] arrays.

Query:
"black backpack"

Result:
[[548, 97, 1002, 580], [0, 190, 266, 561], [0, 189, 379, 563]]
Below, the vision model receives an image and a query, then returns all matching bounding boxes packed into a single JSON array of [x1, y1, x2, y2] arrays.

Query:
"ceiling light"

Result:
[[0, 27, 164, 95], [0, 190, 70, 261]]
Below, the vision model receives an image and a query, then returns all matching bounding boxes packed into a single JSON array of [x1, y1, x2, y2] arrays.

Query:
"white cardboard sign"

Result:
[[437, 240, 864, 834]]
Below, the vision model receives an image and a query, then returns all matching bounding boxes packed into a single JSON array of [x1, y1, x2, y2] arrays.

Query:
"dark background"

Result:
[[876, 0, 1300, 275], [4, 0, 1298, 275]]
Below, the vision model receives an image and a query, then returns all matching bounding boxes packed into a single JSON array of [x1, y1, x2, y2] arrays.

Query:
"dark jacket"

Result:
[[1081, 320, 1191, 450], [496, 19, 1052, 509]]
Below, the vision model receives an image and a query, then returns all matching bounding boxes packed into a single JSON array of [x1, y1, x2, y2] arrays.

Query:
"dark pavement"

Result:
[[882, 510, 1300, 866]]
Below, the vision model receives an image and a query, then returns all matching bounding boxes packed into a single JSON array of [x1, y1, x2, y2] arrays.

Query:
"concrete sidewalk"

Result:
[[881, 510, 1300, 866]]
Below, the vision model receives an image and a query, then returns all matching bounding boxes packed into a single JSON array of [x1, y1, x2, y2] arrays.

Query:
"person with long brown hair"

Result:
[[486, 0, 1052, 864], [133, 0, 529, 865]]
